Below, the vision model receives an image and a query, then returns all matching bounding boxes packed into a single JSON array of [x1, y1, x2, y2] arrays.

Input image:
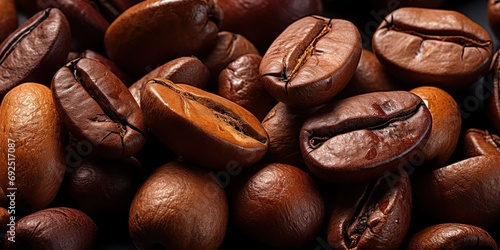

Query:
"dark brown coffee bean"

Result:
[[218, 54, 276, 121], [217, 0, 323, 52], [487, 50, 500, 132], [129, 161, 227, 250], [489, 0, 500, 41], [327, 168, 411, 250], [231, 163, 325, 248], [372, 7, 494, 90], [0, 8, 71, 100], [0, 83, 66, 213], [129, 56, 210, 106], [413, 155, 500, 229], [301, 91, 431, 183], [67, 157, 144, 216], [105, 0, 222, 75], [3, 207, 97, 250], [0, 0, 17, 43], [201, 31, 259, 88], [52, 58, 147, 159], [260, 15, 362, 108], [337, 49, 400, 99], [410, 86, 461, 167], [141, 79, 268, 170], [463, 128, 500, 158], [404, 223, 498, 250], [36, 0, 109, 50]]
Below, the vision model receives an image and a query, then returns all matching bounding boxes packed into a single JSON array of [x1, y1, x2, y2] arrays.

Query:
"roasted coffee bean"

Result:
[[231, 163, 325, 248], [0, 8, 71, 100], [129, 56, 210, 106], [3, 207, 97, 250], [327, 168, 411, 250], [300, 91, 431, 183], [260, 15, 362, 108], [372, 7, 494, 90], [404, 223, 498, 250], [217, 0, 323, 52], [141, 78, 268, 170], [463, 128, 500, 157], [105, 0, 222, 75], [129, 161, 227, 250], [413, 155, 500, 229], [262, 102, 318, 168], [0, 0, 17, 43], [67, 157, 144, 216], [218, 54, 276, 121], [487, 50, 500, 132], [488, 0, 500, 41], [336, 49, 400, 99], [0, 83, 66, 213], [36, 0, 109, 50], [52, 58, 147, 159], [410, 86, 461, 167]]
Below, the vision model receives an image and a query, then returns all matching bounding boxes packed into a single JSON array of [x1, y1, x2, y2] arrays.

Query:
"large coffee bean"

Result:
[[52, 58, 147, 159], [141, 78, 268, 170], [0, 83, 66, 212], [260, 16, 361, 108], [372, 7, 494, 90], [129, 161, 227, 250], [300, 91, 431, 183]]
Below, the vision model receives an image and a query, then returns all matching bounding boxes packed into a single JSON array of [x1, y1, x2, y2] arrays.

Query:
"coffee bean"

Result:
[[463, 128, 500, 157], [487, 50, 500, 132], [260, 15, 362, 108], [52, 58, 147, 159], [488, 0, 500, 41]]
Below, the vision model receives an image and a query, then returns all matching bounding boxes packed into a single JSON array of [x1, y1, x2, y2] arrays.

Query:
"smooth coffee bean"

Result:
[[463, 128, 500, 157], [36, 0, 110, 50], [300, 91, 431, 183], [0, 8, 71, 100], [260, 16, 362, 108], [129, 161, 227, 250], [52, 58, 147, 159], [141, 79, 268, 170], [105, 0, 222, 75], [217, 0, 323, 52], [413, 155, 500, 229], [336, 49, 400, 99], [372, 7, 494, 90], [327, 169, 411, 250], [0, 0, 17, 43], [410, 86, 461, 167], [404, 223, 498, 250], [3, 207, 97, 250], [67, 157, 144, 216], [487, 50, 500, 132], [231, 163, 325, 248], [218, 54, 276, 121], [129, 56, 210, 106], [0, 83, 66, 212], [488, 0, 500, 41]]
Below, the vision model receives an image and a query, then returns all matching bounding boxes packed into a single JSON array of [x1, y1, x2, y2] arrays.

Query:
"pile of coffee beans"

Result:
[[1, 0, 500, 249]]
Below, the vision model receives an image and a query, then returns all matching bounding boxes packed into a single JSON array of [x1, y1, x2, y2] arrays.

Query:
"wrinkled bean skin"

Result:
[[218, 54, 276, 121], [410, 86, 461, 167], [0, 8, 71, 100], [463, 128, 500, 157], [372, 7, 494, 90], [129, 161, 228, 250], [0, 0, 17, 44], [52, 58, 147, 159], [404, 223, 498, 250], [3, 207, 98, 250], [260, 15, 361, 108], [300, 91, 431, 183], [488, 0, 500, 41], [129, 56, 210, 106], [141, 79, 268, 170], [413, 155, 500, 229], [231, 163, 325, 248], [487, 50, 500, 132], [0, 83, 66, 213], [327, 169, 411, 250], [105, 0, 222, 76]]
